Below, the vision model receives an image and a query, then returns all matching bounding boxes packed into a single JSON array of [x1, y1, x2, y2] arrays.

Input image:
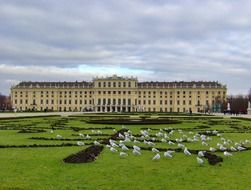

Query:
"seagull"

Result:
[[224, 151, 232, 157], [161, 138, 167, 143], [111, 142, 119, 148], [198, 151, 204, 157], [152, 153, 161, 160], [209, 147, 216, 152], [93, 141, 100, 145], [133, 139, 140, 143], [110, 147, 118, 153], [132, 149, 141, 156], [86, 134, 91, 139], [133, 145, 141, 151], [178, 143, 185, 149], [219, 145, 227, 151], [184, 148, 192, 156], [79, 133, 84, 137], [202, 141, 208, 146], [152, 148, 159, 153], [197, 157, 204, 166], [122, 145, 129, 151], [56, 134, 62, 139], [77, 141, 85, 146], [164, 151, 173, 158], [230, 146, 237, 151], [237, 146, 246, 151], [168, 141, 175, 145], [119, 133, 125, 139], [119, 152, 128, 158]]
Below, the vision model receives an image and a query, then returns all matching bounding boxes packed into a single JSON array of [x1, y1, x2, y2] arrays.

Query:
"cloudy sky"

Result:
[[0, 0, 251, 95]]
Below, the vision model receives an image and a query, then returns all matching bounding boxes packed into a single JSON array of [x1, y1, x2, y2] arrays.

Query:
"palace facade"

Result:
[[11, 75, 227, 113]]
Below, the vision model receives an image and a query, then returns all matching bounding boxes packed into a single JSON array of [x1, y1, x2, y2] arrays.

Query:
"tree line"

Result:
[[0, 93, 12, 111]]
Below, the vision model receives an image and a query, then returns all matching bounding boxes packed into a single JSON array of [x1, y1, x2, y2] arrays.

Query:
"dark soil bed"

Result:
[[63, 145, 104, 163]]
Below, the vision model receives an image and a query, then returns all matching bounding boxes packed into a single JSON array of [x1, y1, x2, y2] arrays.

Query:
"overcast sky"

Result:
[[0, 0, 251, 95]]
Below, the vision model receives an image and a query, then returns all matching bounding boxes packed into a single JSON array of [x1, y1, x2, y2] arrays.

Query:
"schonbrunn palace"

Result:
[[11, 75, 227, 113]]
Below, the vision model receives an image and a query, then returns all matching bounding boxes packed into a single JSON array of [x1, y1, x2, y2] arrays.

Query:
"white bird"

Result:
[[224, 151, 232, 157], [77, 141, 85, 146], [122, 145, 129, 151], [198, 151, 204, 157], [132, 149, 141, 156], [230, 146, 237, 151], [56, 134, 62, 139], [168, 141, 175, 145], [209, 147, 216, 152], [197, 157, 204, 166], [50, 130, 54, 134], [133, 145, 141, 151], [86, 134, 91, 139], [161, 138, 167, 143], [152, 153, 161, 160], [111, 142, 119, 148], [178, 143, 185, 149], [79, 133, 84, 137], [110, 147, 118, 153], [118, 133, 125, 139], [219, 145, 227, 151], [202, 141, 208, 146], [184, 148, 192, 156], [106, 144, 111, 148], [237, 146, 246, 151], [93, 141, 100, 145], [152, 148, 159, 153], [97, 130, 102, 134], [119, 152, 128, 158], [133, 139, 140, 144], [164, 151, 173, 158]]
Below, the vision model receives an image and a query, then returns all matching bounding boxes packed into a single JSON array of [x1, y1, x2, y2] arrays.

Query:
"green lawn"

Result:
[[0, 115, 250, 190]]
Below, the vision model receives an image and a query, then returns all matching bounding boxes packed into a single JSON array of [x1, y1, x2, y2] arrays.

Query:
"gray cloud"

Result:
[[0, 0, 251, 95]]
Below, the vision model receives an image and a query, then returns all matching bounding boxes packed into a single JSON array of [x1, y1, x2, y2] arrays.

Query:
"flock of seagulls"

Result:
[[50, 125, 250, 166], [104, 126, 250, 166]]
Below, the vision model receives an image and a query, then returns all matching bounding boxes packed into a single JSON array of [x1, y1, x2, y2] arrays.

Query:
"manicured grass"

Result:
[[0, 115, 250, 190]]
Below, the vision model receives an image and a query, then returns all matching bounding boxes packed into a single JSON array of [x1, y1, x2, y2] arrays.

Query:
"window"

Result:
[[113, 99, 116, 105], [113, 82, 116, 87], [177, 100, 180, 105], [128, 82, 131, 87], [128, 99, 131, 105], [170, 100, 172, 105], [183, 100, 186, 105], [103, 82, 106, 87], [108, 82, 111, 87], [98, 82, 101, 87], [123, 82, 126, 87]]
